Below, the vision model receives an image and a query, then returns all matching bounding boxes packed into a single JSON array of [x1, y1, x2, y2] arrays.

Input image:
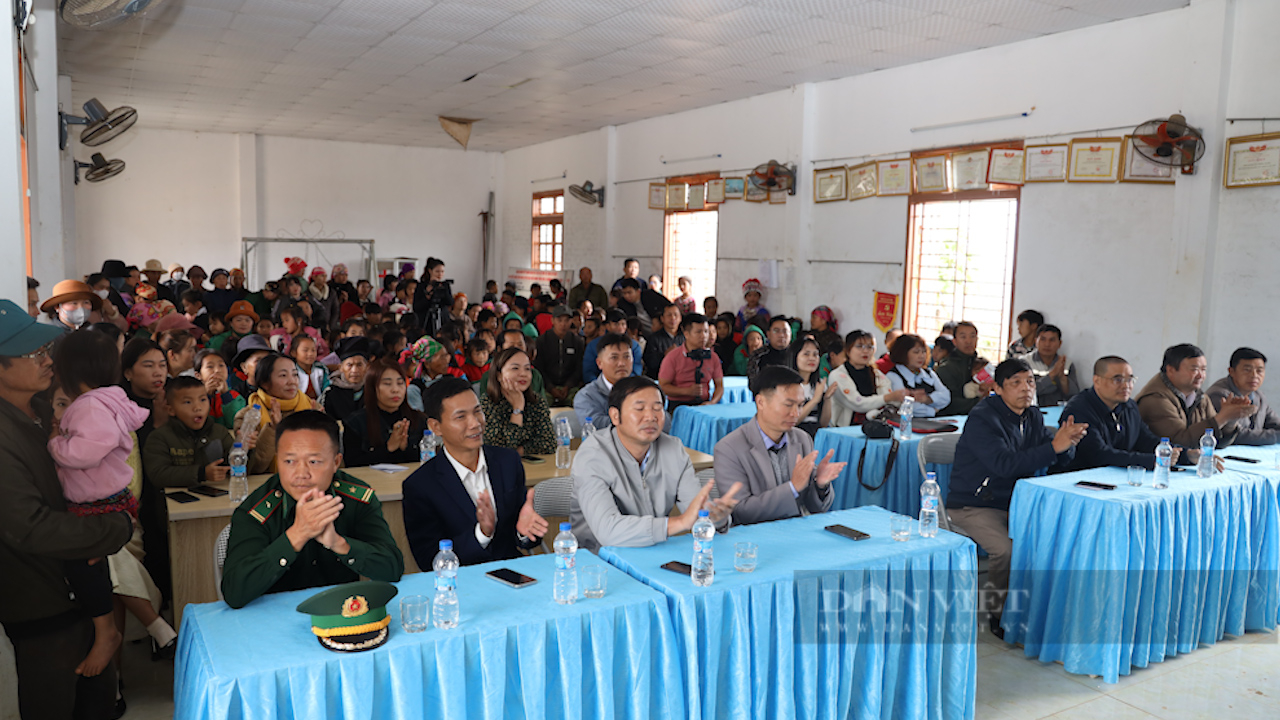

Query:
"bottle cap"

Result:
[[439, 539, 452, 549], [1204, 428, 1213, 434], [252, 404, 262, 410], [698, 509, 709, 517], [559, 522, 571, 531], [925, 471, 935, 480], [1160, 437, 1169, 442], [585, 417, 592, 422], [233, 442, 243, 448]]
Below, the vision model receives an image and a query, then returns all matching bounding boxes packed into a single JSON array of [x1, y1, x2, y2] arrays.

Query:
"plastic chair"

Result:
[[696, 468, 721, 499], [916, 434, 961, 533], [549, 406, 582, 438], [213, 524, 231, 602], [532, 476, 574, 519]]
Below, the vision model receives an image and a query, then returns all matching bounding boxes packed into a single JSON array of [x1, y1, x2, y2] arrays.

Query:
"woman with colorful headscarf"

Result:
[[125, 283, 177, 331], [449, 291, 474, 339], [402, 337, 453, 411], [810, 305, 841, 359]]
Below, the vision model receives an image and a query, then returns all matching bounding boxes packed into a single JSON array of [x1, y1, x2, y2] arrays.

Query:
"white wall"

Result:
[[500, 0, 1280, 386]]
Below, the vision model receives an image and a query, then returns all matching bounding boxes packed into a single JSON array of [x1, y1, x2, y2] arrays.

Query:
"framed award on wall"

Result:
[[813, 167, 847, 203], [913, 154, 949, 193], [951, 150, 989, 191], [1067, 138, 1122, 182], [987, 148, 1026, 185], [1024, 144, 1068, 182], [1223, 132, 1280, 188], [1120, 136, 1175, 184], [876, 159, 910, 196], [848, 161, 877, 200]]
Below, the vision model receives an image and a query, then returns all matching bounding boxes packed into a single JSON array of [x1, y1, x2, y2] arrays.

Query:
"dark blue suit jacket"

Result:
[[402, 444, 536, 569]]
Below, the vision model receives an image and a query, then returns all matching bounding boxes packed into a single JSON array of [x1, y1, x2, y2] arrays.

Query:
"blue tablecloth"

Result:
[[722, 377, 752, 404], [1004, 466, 1280, 683], [174, 554, 685, 720], [600, 507, 977, 720], [671, 403, 756, 455]]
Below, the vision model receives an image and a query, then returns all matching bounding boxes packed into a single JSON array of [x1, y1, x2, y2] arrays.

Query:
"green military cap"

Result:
[[295, 580, 399, 652]]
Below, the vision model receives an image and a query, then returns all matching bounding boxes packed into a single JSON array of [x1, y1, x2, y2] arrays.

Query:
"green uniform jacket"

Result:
[[220, 471, 404, 609], [935, 351, 981, 416], [142, 418, 235, 490]]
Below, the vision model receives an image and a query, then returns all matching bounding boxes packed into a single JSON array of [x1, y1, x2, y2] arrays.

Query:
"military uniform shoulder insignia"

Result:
[[332, 477, 373, 504], [249, 489, 285, 523]]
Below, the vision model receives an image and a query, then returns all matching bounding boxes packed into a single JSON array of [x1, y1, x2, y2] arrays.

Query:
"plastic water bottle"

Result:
[[554, 416, 572, 469], [228, 442, 249, 505], [553, 522, 578, 605], [237, 404, 262, 445], [420, 430, 437, 463], [919, 471, 940, 538], [1197, 428, 1216, 478], [1154, 437, 1173, 489], [899, 396, 915, 440], [432, 540, 459, 629], [692, 510, 715, 587], [581, 419, 596, 441]]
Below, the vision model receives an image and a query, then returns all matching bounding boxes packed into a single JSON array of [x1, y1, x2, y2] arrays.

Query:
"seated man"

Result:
[[934, 321, 992, 415], [746, 315, 793, 381], [658, 313, 724, 409], [643, 304, 684, 379], [1057, 356, 1177, 472], [1207, 347, 1280, 446], [946, 359, 1087, 638], [1019, 324, 1079, 406], [583, 308, 643, 383], [714, 367, 845, 525], [575, 332, 635, 432], [534, 305, 585, 407], [220, 411, 404, 608], [1136, 343, 1251, 452], [614, 277, 671, 331], [570, 376, 742, 552], [403, 377, 548, 567]]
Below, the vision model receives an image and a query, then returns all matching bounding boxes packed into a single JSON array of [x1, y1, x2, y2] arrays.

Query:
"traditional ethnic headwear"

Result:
[[134, 282, 158, 301], [331, 263, 348, 276], [742, 278, 763, 297], [284, 257, 308, 276], [811, 305, 837, 333], [400, 337, 444, 379]]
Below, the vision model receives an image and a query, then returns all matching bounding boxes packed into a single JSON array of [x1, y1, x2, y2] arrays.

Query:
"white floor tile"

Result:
[[1043, 695, 1160, 719], [1108, 647, 1280, 720], [976, 651, 1104, 720]]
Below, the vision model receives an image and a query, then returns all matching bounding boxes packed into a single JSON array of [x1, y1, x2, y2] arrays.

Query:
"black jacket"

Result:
[[341, 406, 425, 468], [535, 329, 585, 388], [616, 288, 671, 323], [1054, 388, 1163, 472], [947, 395, 1074, 512], [643, 330, 684, 379]]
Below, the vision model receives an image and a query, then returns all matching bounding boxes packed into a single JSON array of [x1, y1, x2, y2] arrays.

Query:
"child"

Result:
[[735, 279, 770, 333], [47, 331, 156, 676], [674, 276, 696, 315], [181, 289, 209, 333], [291, 334, 330, 399], [819, 336, 847, 380], [460, 337, 491, 381], [207, 312, 227, 338], [703, 296, 719, 320], [125, 282, 177, 331], [626, 316, 646, 352], [255, 316, 275, 339], [194, 348, 245, 430], [143, 377, 235, 494]]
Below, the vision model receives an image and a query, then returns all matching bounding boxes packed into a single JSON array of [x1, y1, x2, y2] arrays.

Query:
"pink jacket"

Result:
[[48, 386, 150, 504]]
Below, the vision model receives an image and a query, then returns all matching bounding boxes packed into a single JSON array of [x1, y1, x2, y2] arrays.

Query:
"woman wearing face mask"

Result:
[[39, 279, 126, 332], [827, 330, 906, 427]]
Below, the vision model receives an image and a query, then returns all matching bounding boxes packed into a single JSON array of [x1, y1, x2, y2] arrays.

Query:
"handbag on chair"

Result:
[[858, 407, 900, 491]]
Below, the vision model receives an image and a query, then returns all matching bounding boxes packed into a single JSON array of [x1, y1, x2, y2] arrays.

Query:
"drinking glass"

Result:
[[891, 515, 912, 542], [1127, 466, 1144, 487], [400, 595, 429, 633], [582, 566, 607, 598], [734, 541, 758, 572]]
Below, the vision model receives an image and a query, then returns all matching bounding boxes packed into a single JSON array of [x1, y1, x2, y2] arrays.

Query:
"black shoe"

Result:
[[111, 695, 127, 720], [988, 615, 1005, 641], [151, 636, 176, 662]]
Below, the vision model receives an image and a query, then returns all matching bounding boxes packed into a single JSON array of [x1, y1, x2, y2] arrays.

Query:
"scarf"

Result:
[[309, 283, 330, 302], [401, 337, 444, 380], [811, 305, 837, 333], [843, 361, 878, 398], [246, 388, 313, 429], [211, 389, 240, 419]]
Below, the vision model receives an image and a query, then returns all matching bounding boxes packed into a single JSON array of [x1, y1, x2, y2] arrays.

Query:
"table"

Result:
[[167, 448, 715, 626], [600, 507, 978, 720], [722, 376, 752, 404], [1003, 465, 1280, 683], [670, 403, 756, 454], [175, 554, 685, 720]]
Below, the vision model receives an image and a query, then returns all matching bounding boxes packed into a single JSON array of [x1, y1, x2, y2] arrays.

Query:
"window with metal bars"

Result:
[[531, 191, 564, 271]]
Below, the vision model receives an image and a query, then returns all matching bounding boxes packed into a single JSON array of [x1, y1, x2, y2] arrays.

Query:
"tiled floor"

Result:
[[118, 620, 1279, 720]]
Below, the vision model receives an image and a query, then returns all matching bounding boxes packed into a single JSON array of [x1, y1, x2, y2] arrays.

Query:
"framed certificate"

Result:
[[876, 159, 910, 196], [1120, 136, 1175, 184], [1024, 144, 1068, 182], [666, 183, 687, 210], [813, 167, 847, 203], [1223, 132, 1280, 188], [687, 183, 707, 209], [1067, 138, 1122, 182], [648, 183, 666, 209], [848, 161, 877, 200], [744, 181, 768, 203], [723, 177, 746, 200], [768, 189, 787, 204], [913, 154, 949, 193], [951, 150, 989, 191], [706, 178, 726, 203], [987, 148, 1025, 185]]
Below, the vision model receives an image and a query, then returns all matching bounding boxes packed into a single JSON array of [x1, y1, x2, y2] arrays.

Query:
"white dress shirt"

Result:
[[443, 446, 495, 548]]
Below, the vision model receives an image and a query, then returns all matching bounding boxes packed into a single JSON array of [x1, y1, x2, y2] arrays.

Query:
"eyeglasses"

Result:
[[1106, 375, 1136, 387], [851, 343, 876, 351], [19, 342, 54, 362]]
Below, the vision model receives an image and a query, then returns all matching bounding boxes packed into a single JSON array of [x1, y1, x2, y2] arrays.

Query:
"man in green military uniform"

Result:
[[221, 410, 403, 609]]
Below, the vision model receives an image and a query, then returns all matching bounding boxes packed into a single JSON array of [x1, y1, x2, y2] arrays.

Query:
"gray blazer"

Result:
[[570, 428, 704, 552], [1207, 376, 1280, 445], [573, 375, 614, 431], [713, 419, 832, 525]]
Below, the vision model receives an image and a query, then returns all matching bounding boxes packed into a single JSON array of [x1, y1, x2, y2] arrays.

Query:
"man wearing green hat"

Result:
[[220, 410, 404, 609], [0, 299, 133, 719]]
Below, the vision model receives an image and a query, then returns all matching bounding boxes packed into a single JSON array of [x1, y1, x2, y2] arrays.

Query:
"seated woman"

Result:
[[319, 336, 372, 420], [827, 330, 905, 427], [158, 328, 197, 378], [883, 333, 951, 418], [233, 352, 314, 474], [341, 359, 426, 468], [790, 333, 834, 436], [403, 337, 453, 411], [290, 334, 329, 400], [480, 346, 556, 456], [194, 349, 245, 431]]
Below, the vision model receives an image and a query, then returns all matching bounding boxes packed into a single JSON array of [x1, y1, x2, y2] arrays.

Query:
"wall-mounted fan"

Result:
[[1131, 114, 1205, 172], [73, 153, 125, 184], [748, 160, 797, 195], [59, 0, 164, 29], [60, 98, 138, 149], [568, 180, 604, 207]]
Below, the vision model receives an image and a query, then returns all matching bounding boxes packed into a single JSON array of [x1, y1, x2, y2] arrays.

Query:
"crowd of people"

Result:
[[6, 254, 1278, 719]]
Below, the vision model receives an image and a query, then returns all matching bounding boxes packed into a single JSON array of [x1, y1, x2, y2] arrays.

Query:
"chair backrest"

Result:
[[917, 434, 961, 532], [696, 468, 721, 499], [213, 523, 231, 602], [532, 476, 574, 518], [550, 406, 582, 438]]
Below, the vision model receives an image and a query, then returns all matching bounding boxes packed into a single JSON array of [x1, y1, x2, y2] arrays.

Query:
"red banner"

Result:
[[873, 291, 899, 333]]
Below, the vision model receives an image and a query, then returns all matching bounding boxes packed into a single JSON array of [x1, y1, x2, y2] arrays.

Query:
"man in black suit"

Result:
[[615, 277, 671, 331], [402, 377, 549, 567]]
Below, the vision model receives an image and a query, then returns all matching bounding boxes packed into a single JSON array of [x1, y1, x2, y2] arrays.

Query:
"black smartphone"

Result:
[[189, 484, 228, 498], [825, 524, 871, 541], [485, 568, 538, 588], [522, 455, 546, 464], [661, 561, 692, 575], [1075, 480, 1116, 491], [167, 491, 200, 504], [1171, 466, 1186, 472], [1223, 455, 1260, 463]]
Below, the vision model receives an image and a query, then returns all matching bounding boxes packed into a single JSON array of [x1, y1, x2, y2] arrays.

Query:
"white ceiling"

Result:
[[58, 0, 1189, 152]]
